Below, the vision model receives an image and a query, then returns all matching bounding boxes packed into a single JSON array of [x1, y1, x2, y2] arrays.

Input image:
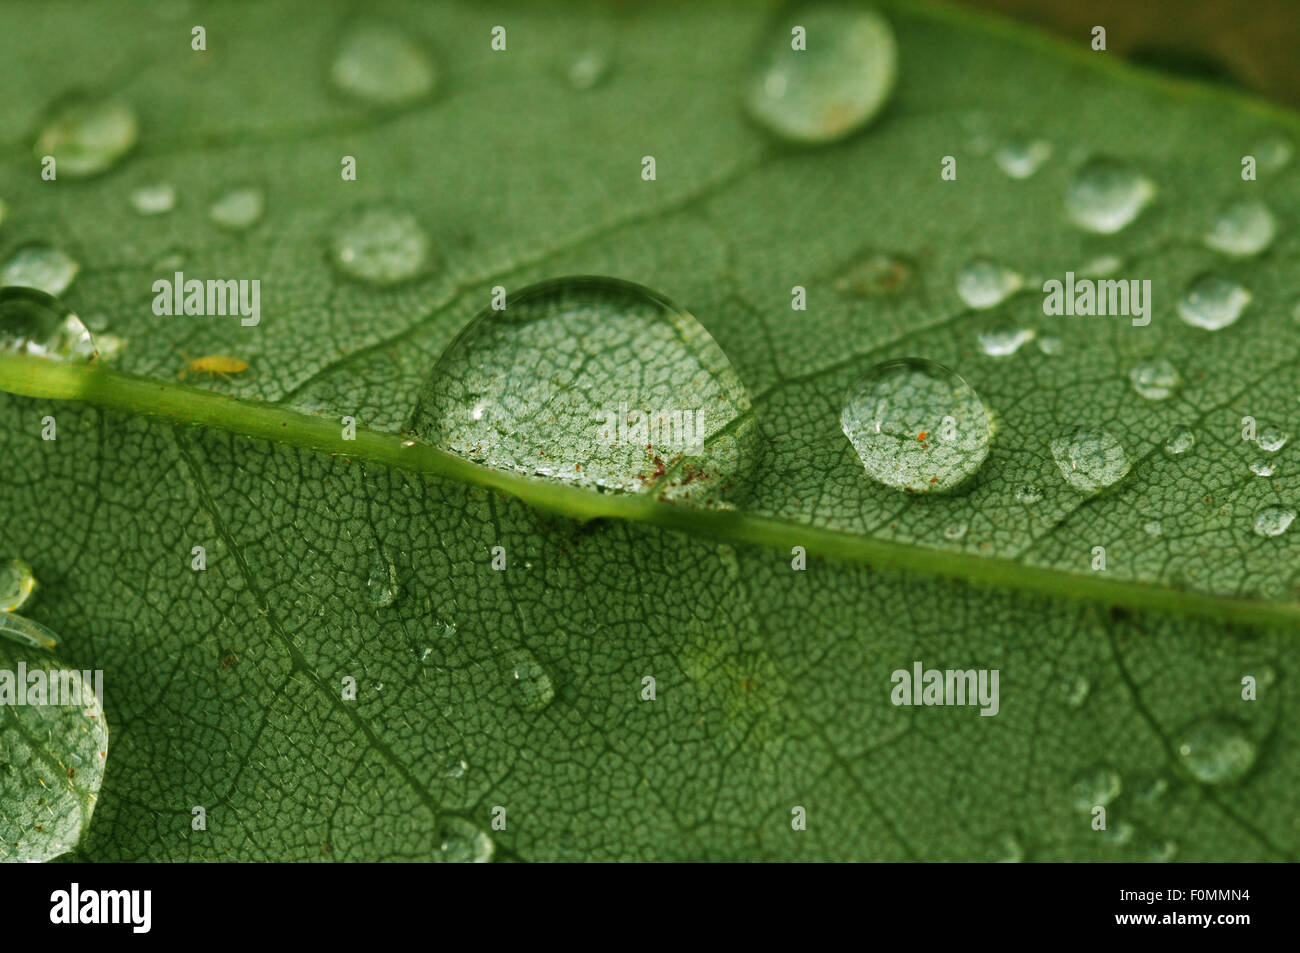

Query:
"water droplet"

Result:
[[1256, 427, 1288, 452], [840, 358, 992, 494], [1178, 273, 1250, 330], [0, 558, 37, 612], [366, 553, 399, 608], [0, 287, 97, 362], [209, 186, 265, 231], [35, 96, 138, 177], [1079, 254, 1125, 278], [834, 253, 911, 296], [1143, 519, 1163, 537], [130, 182, 175, 216], [1051, 429, 1130, 494], [990, 832, 1024, 863], [1069, 765, 1121, 812], [567, 49, 609, 90], [943, 521, 968, 541], [1128, 358, 1180, 401], [330, 206, 431, 286], [1250, 460, 1275, 477], [977, 326, 1034, 357], [745, 4, 897, 144], [1145, 838, 1179, 862], [1066, 158, 1155, 234], [1205, 199, 1276, 257], [1175, 718, 1257, 785], [957, 258, 1022, 309], [1015, 484, 1043, 504], [1064, 675, 1090, 708], [1163, 427, 1195, 457], [1100, 821, 1135, 847], [1253, 506, 1295, 538], [1036, 335, 1063, 356], [411, 277, 761, 503], [331, 22, 437, 106], [442, 756, 468, 780], [1, 244, 80, 296], [994, 137, 1051, 179], [504, 648, 555, 713], [433, 816, 494, 863], [1252, 134, 1292, 172]]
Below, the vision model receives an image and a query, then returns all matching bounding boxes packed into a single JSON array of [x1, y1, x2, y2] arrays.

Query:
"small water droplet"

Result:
[[442, 757, 468, 780], [943, 521, 968, 541], [1015, 484, 1043, 504], [35, 96, 138, 177], [130, 182, 175, 216], [1163, 427, 1195, 457], [1250, 460, 1275, 477], [834, 253, 911, 296], [1178, 273, 1250, 331], [1253, 506, 1295, 538], [0, 287, 97, 362], [957, 258, 1023, 309], [745, 3, 897, 144], [990, 832, 1024, 863], [411, 277, 761, 503], [1175, 718, 1257, 784], [1064, 675, 1090, 708], [1256, 427, 1288, 453], [330, 205, 431, 286], [1205, 199, 1276, 257], [977, 326, 1034, 357], [1051, 429, 1130, 494], [1069, 765, 1121, 812], [1066, 157, 1155, 234], [994, 137, 1051, 179], [504, 648, 555, 713], [433, 816, 494, 863], [567, 49, 609, 90], [1252, 134, 1292, 172], [1143, 519, 1163, 537], [840, 358, 992, 494], [331, 22, 437, 106], [0, 558, 37, 613], [366, 553, 399, 608], [1036, 335, 1063, 356], [1, 244, 80, 296], [1128, 358, 1180, 401], [1079, 254, 1125, 278], [1145, 838, 1179, 862], [209, 186, 265, 231]]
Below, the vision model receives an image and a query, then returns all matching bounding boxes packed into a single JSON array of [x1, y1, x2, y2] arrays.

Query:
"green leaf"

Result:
[[1, 0, 1297, 861]]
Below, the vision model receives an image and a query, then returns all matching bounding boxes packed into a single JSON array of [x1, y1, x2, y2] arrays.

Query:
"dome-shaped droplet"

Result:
[[1252, 135, 1292, 172], [1128, 358, 1179, 401], [35, 96, 138, 177], [411, 277, 761, 504], [1163, 427, 1195, 457], [1253, 506, 1295, 538], [567, 49, 610, 90], [1143, 519, 1163, 537], [0, 287, 97, 362], [841, 358, 992, 494], [1015, 484, 1042, 504], [129, 182, 175, 216], [976, 326, 1034, 357], [1066, 158, 1155, 234], [2, 244, 80, 296], [943, 521, 968, 541], [1175, 718, 1257, 785], [209, 186, 265, 231], [957, 258, 1022, 309], [745, 3, 897, 144], [1064, 675, 1090, 708], [1051, 429, 1130, 494], [330, 206, 431, 286], [1256, 427, 1288, 452], [366, 552, 399, 608], [994, 137, 1051, 179], [1205, 199, 1276, 257], [1069, 765, 1121, 812], [331, 22, 437, 106], [504, 648, 554, 713], [1036, 335, 1063, 356], [1178, 273, 1250, 330], [0, 558, 37, 613], [1250, 460, 1275, 477], [432, 817, 494, 863]]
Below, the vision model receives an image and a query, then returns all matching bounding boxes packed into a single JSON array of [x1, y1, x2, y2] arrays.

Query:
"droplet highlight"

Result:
[[1066, 158, 1155, 234], [1178, 274, 1250, 331], [330, 206, 431, 286], [0, 287, 97, 362], [331, 22, 437, 106], [957, 258, 1023, 310], [1, 245, 80, 296]]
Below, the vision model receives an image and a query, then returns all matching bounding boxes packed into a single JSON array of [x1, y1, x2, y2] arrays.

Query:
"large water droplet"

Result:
[[1253, 506, 1295, 538], [1256, 427, 1288, 453], [994, 137, 1051, 179], [411, 277, 761, 503], [745, 3, 897, 144], [1162, 427, 1195, 457], [129, 182, 175, 216], [1066, 158, 1155, 234], [209, 186, 265, 231], [1205, 199, 1276, 257], [1175, 718, 1257, 785], [1069, 765, 1121, 812], [1128, 358, 1180, 401], [957, 258, 1022, 309], [433, 817, 494, 863], [0, 287, 97, 362], [1051, 429, 1130, 494], [35, 96, 138, 177], [976, 326, 1034, 357], [331, 22, 437, 106], [841, 358, 992, 494], [330, 206, 431, 286], [1178, 273, 1250, 330], [504, 648, 555, 713], [0, 558, 37, 613], [1, 245, 80, 296]]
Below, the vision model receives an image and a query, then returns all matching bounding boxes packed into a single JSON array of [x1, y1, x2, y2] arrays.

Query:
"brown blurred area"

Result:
[[956, 0, 1300, 108]]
